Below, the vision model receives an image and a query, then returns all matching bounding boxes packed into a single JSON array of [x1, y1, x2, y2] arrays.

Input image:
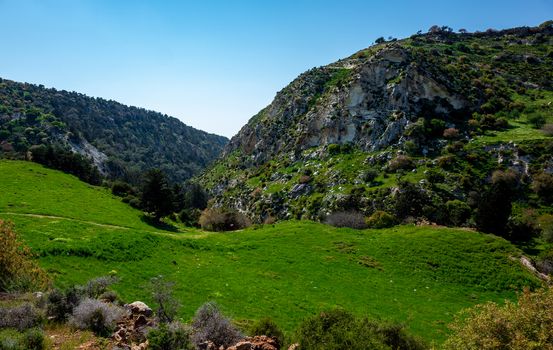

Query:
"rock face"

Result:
[[224, 45, 468, 166], [199, 23, 553, 222]]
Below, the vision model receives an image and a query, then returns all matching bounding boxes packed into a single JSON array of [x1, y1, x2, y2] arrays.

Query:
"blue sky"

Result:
[[0, 1, 551, 137]]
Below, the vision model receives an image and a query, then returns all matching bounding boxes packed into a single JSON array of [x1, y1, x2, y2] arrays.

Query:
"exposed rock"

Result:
[[227, 336, 279, 350], [125, 301, 152, 317], [112, 304, 155, 350]]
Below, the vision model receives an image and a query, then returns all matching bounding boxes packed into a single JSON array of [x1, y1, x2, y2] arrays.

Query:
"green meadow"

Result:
[[0, 160, 541, 344]]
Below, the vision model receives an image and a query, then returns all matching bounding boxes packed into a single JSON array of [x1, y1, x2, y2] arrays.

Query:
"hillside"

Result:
[[0, 160, 542, 343], [0, 78, 228, 183], [198, 23, 553, 228]]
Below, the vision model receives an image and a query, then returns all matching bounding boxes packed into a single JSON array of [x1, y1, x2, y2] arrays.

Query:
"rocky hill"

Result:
[[0, 79, 228, 183], [199, 22, 553, 233]]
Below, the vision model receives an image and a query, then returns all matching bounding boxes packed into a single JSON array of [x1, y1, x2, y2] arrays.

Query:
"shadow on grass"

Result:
[[140, 215, 179, 232]]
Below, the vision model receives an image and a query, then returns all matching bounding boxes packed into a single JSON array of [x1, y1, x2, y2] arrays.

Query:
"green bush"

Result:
[[445, 200, 471, 227], [148, 322, 194, 350], [294, 309, 426, 350], [366, 211, 397, 229], [249, 317, 284, 347], [527, 112, 546, 129], [0, 328, 45, 350], [444, 288, 553, 349], [22, 328, 45, 350]]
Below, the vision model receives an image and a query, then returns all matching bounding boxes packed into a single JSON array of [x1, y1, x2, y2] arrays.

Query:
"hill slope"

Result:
[[0, 160, 541, 343], [0, 79, 228, 183], [199, 23, 553, 225]]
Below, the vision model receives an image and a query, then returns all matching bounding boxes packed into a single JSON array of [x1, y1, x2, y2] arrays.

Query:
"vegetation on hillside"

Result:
[[0, 78, 228, 184], [198, 23, 553, 256]]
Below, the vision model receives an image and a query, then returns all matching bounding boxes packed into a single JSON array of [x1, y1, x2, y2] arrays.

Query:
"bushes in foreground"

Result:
[[444, 287, 553, 349], [69, 298, 126, 337], [295, 309, 426, 350], [0, 328, 45, 350], [0, 304, 43, 332], [0, 220, 49, 292], [191, 302, 243, 349]]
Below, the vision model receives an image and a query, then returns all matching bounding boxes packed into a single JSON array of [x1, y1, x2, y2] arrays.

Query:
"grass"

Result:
[[0, 160, 542, 345]]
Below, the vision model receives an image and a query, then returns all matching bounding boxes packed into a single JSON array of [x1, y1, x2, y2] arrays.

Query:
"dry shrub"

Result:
[[69, 298, 126, 336], [387, 155, 415, 172], [199, 208, 251, 232], [542, 123, 553, 136], [191, 302, 243, 349], [0, 303, 43, 331], [444, 287, 553, 349], [325, 211, 367, 229], [0, 220, 49, 292], [443, 127, 460, 139]]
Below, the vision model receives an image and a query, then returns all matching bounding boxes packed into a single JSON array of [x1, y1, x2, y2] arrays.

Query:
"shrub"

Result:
[[148, 275, 180, 324], [191, 302, 243, 349], [365, 211, 397, 229], [69, 298, 126, 336], [539, 214, 553, 243], [532, 172, 553, 204], [360, 169, 380, 183], [387, 155, 415, 172], [46, 287, 82, 323], [444, 288, 553, 349], [83, 276, 119, 299], [111, 181, 134, 197], [325, 211, 367, 229], [294, 309, 426, 350], [443, 128, 460, 139], [394, 181, 429, 220], [535, 248, 553, 276], [148, 321, 194, 350], [0, 303, 43, 331], [22, 328, 45, 350], [0, 220, 49, 292], [527, 112, 546, 129], [445, 200, 471, 227], [0, 328, 45, 350], [506, 210, 540, 242], [179, 208, 202, 227], [542, 123, 553, 136], [199, 208, 251, 232], [249, 317, 284, 347]]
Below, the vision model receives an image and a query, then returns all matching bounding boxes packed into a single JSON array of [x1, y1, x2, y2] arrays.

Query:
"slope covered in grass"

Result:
[[0, 160, 541, 344]]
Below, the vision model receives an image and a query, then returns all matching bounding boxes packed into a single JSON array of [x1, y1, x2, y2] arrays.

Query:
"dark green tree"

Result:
[[141, 169, 174, 221]]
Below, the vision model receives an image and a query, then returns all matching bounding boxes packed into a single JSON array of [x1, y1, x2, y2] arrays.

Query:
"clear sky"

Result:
[[0, 1, 551, 138]]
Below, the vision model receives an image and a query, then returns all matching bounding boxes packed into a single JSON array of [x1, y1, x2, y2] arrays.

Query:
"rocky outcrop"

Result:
[[224, 45, 468, 166], [112, 301, 154, 350]]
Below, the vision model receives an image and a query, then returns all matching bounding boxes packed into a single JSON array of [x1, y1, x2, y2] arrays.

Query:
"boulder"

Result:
[[125, 301, 152, 317]]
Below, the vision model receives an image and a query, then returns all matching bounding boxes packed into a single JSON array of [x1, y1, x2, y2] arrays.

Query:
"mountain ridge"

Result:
[[0, 78, 228, 183]]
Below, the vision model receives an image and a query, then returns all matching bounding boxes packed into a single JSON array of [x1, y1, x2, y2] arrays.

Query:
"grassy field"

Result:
[[0, 160, 541, 344]]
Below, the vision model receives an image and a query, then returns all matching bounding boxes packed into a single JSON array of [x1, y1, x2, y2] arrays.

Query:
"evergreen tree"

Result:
[[141, 169, 174, 221]]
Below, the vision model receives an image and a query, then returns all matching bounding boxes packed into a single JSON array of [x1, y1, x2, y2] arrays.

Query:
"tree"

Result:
[[475, 170, 518, 236], [375, 37, 385, 44], [141, 169, 175, 221]]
